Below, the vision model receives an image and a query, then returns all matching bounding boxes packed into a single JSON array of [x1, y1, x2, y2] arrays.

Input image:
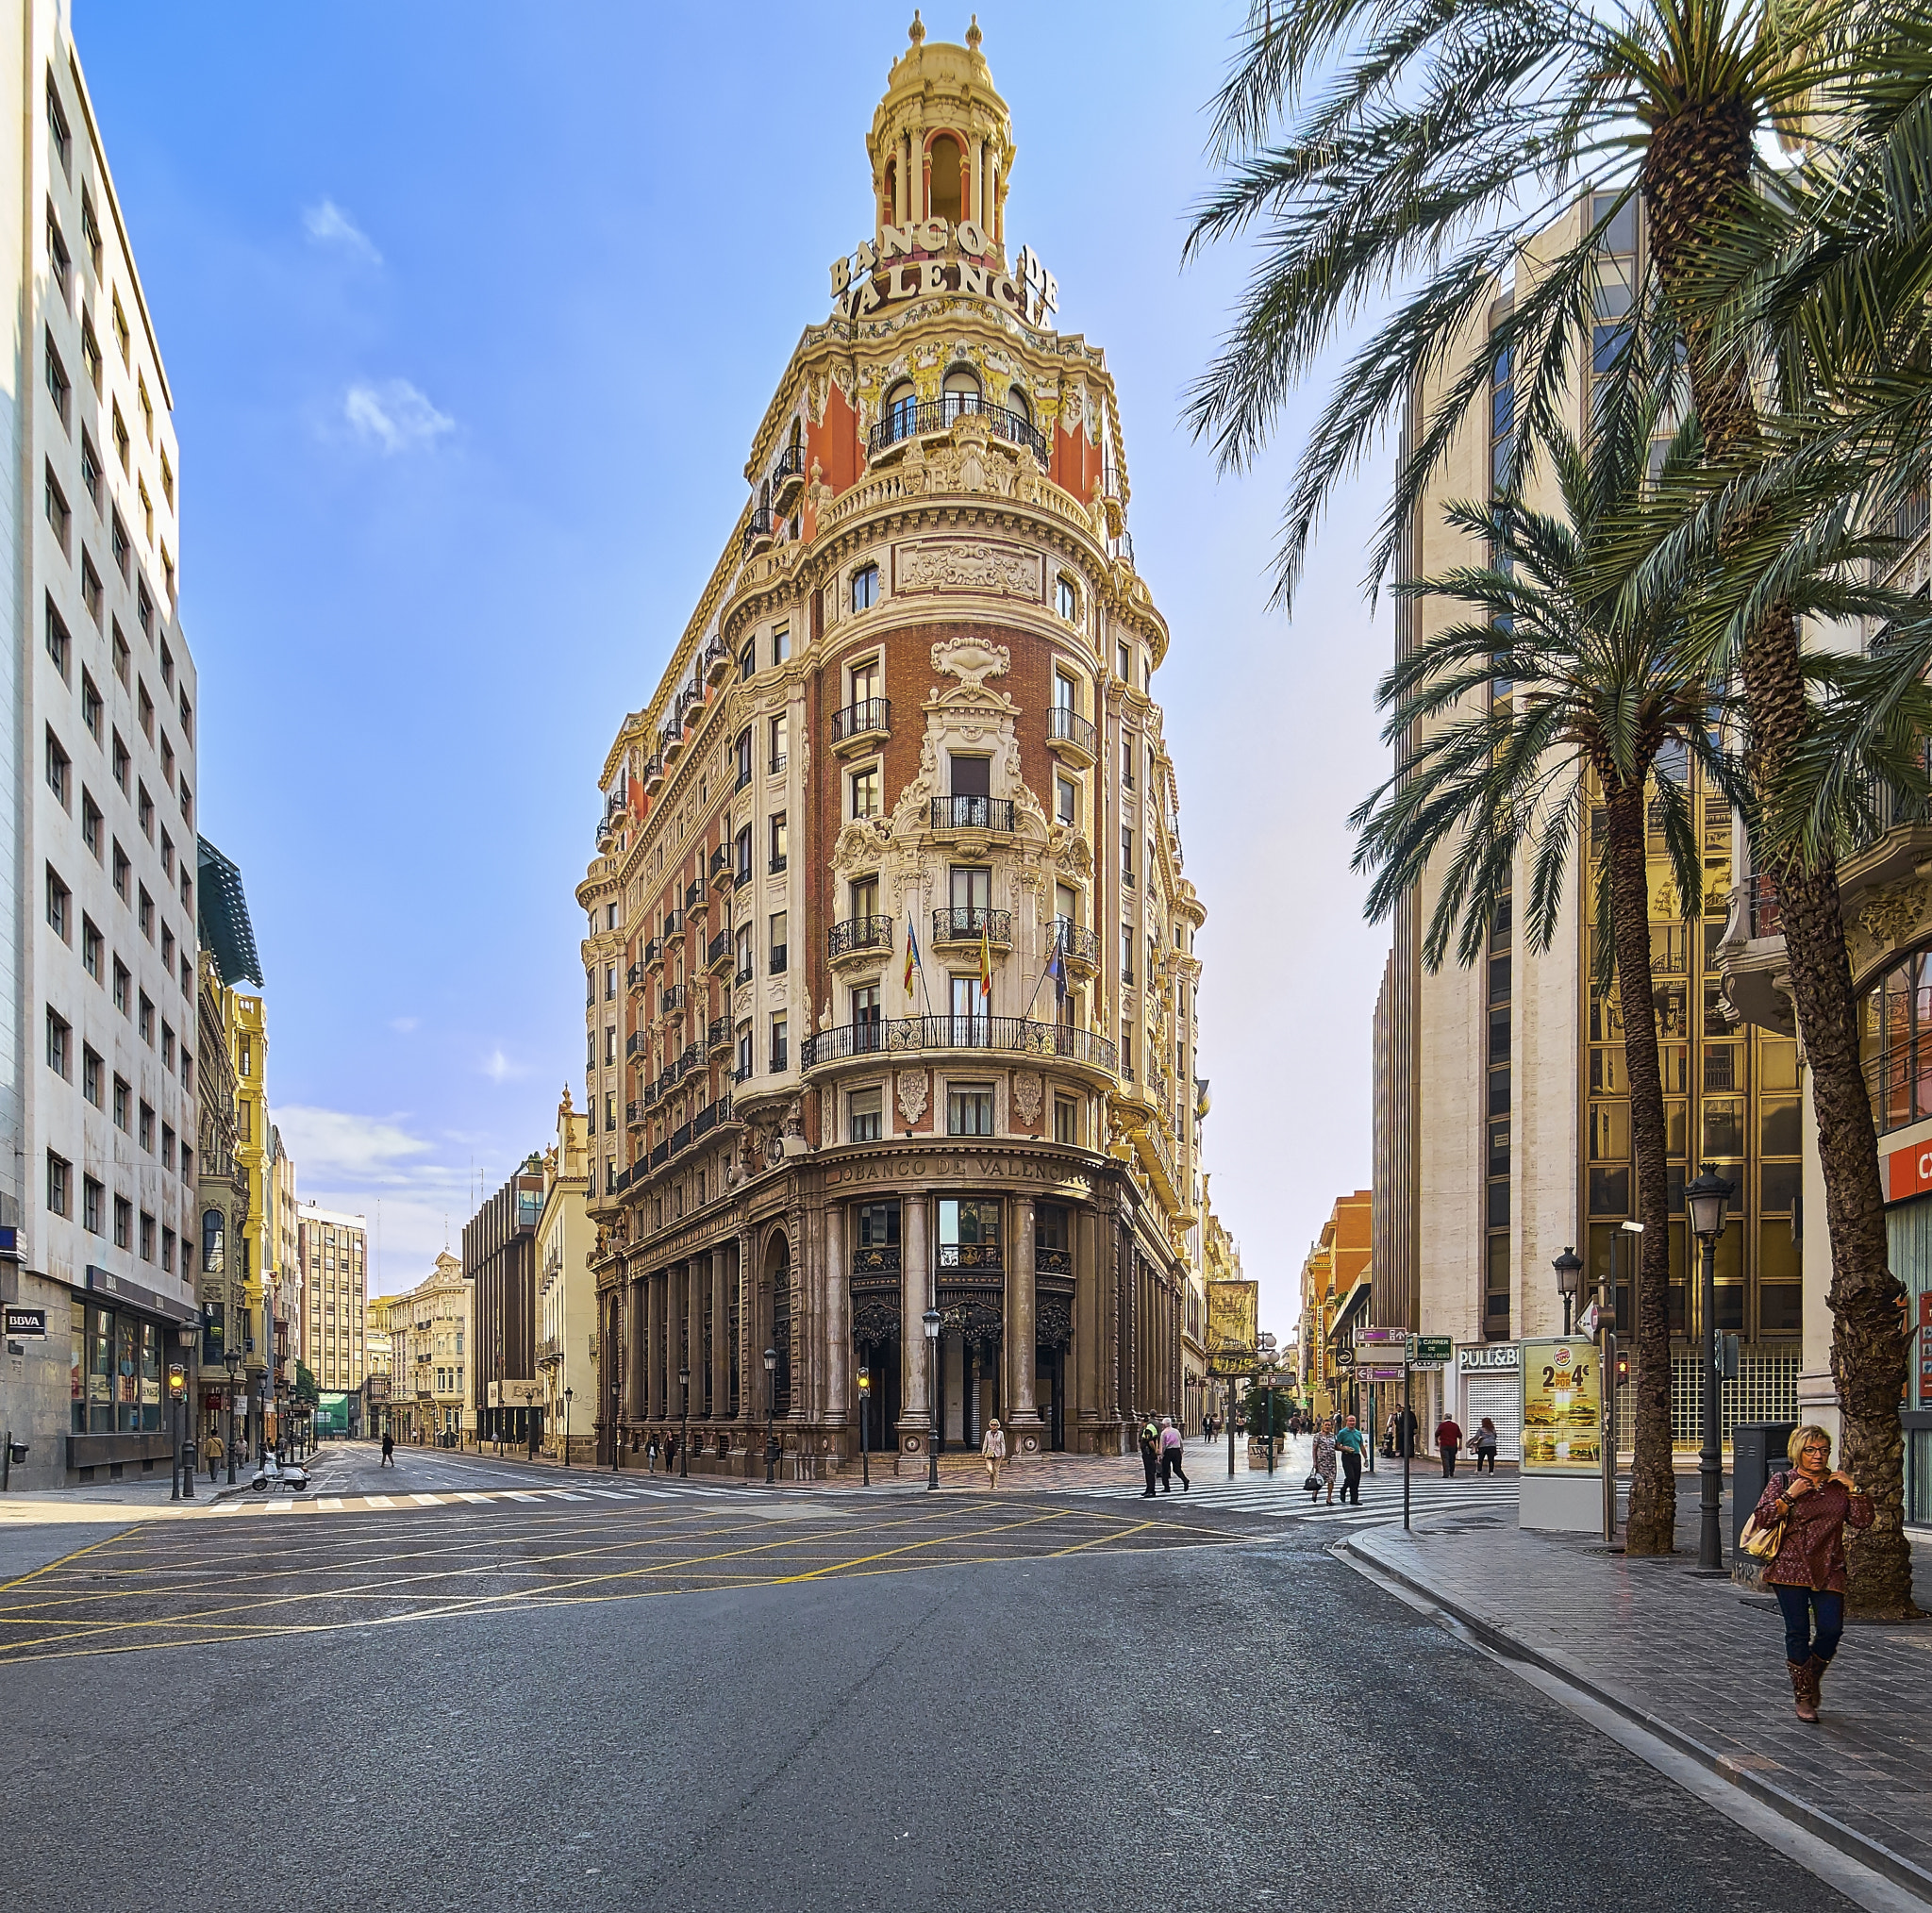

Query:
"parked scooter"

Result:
[[250, 1452, 311, 1493]]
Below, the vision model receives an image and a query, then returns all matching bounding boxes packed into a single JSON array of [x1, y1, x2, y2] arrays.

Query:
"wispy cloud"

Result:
[[303, 197, 381, 264], [273, 1106, 434, 1187], [480, 1047, 528, 1084], [344, 378, 454, 454]]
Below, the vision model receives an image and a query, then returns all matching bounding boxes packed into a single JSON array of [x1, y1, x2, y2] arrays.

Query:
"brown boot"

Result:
[[1806, 1655, 1830, 1717], [1789, 1659, 1819, 1722]]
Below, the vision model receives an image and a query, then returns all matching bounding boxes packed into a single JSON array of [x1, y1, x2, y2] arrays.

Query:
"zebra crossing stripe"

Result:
[[366, 1495, 393, 1508], [410, 1493, 442, 1506]]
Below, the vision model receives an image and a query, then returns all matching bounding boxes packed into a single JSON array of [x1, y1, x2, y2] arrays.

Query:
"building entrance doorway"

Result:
[[934, 1301, 1002, 1450]]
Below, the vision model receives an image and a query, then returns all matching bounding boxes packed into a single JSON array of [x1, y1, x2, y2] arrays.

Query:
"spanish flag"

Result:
[[903, 922, 919, 995], [978, 917, 992, 1001]]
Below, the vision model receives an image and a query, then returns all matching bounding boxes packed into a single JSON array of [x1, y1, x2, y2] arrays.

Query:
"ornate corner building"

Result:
[[575, 21, 1208, 1475]]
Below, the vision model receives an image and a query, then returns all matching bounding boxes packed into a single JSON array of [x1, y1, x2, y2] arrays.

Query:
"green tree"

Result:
[[1188, 0, 1917, 1615], [1353, 380, 1720, 1554]]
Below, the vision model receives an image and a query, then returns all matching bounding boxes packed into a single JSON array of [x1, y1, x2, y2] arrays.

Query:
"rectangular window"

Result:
[[46, 75, 70, 173], [82, 1046, 102, 1106], [1121, 827, 1135, 886], [45, 864, 69, 940], [735, 823, 752, 882], [44, 329, 70, 426], [850, 764, 880, 819], [113, 1194, 131, 1248], [769, 714, 789, 774], [44, 603, 72, 689], [769, 813, 788, 872], [947, 1083, 994, 1137], [771, 623, 791, 667], [46, 1006, 71, 1077], [1056, 774, 1077, 825], [81, 553, 103, 624], [138, 992, 153, 1043], [47, 1151, 71, 1218], [735, 923, 754, 982], [849, 1088, 882, 1142], [139, 1102, 154, 1153], [770, 1014, 788, 1072], [46, 206, 70, 301], [737, 1029, 753, 1080], [45, 462, 71, 550], [112, 960, 128, 1014], [769, 911, 788, 974], [1054, 1095, 1079, 1145], [1121, 927, 1135, 985], [83, 1176, 102, 1235], [139, 1211, 155, 1261]]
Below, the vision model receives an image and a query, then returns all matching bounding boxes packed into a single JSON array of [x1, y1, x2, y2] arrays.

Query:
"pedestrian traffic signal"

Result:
[[167, 1362, 187, 1401], [1614, 1349, 1630, 1387]]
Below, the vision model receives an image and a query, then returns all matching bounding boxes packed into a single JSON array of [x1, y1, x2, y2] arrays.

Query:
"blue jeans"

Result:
[[1774, 1585, 1843, 1663]]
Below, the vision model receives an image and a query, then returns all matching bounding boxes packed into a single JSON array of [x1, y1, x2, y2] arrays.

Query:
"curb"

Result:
[[1343, 1533, 1932, 1907]]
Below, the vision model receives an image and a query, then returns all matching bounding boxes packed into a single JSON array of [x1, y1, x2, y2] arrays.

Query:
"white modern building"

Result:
[[3, 5, 203, 1486]]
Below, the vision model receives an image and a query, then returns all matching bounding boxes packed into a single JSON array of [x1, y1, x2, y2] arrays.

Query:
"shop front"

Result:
[[1880, 1134, 1932, 1529], [67, 1267, 200, 1481], [1457, 1340, 1522, 1461]]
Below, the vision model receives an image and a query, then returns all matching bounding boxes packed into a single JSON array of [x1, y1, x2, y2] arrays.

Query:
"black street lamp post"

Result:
[[1553, 1245, 1584, 1337], [858, 1366, 871, 1487], [562, 1386, 573, 1470], [763, 1346, 777, 1485], [677, 1365, 691, 1478], [923, 1308, 942, 1491], [1687, 1163, 1735, 1572], [224, 1350, 243, 1484]]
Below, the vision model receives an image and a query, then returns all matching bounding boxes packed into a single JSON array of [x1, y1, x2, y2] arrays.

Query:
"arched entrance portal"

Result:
[[765, 1231, 791, 1426]]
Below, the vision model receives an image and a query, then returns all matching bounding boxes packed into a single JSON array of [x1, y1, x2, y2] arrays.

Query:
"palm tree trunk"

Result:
[[1602, 778, 1678, 1553], [1646, 120, 1918, 1619]]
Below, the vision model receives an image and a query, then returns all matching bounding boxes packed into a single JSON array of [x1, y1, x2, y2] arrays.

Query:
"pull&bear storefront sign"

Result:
[[830, 219, 1058, 327]]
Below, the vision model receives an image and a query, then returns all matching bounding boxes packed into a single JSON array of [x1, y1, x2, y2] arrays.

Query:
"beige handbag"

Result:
[[1740, 1472, 1789, 1560]]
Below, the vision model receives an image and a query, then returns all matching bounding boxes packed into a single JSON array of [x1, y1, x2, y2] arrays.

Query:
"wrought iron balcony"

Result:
[[1036, 1246, 1073, 1277], [707, 1017, 731, 1052], [930, 795, 1014, 834], [772, 441, 808, 507], [741, 504, 774, 557], [1051, 917, 1101, 970], [938, 1242, 1003, 1273], [626, 962, 646, 991], [1746, 873, 1782, 940], [1047, 707, 1097, 760], [644, 938, 663, 966], [663, 909, 684, 940], [661, 983, 686, 1014], [828, 915, 893, 959], [625, 1101, 643, 1127], [702, 634, 731, 686], [685, 879, 708, 912], [709, 843, 733, 884], [831, 698, 891, 747], [801, 1014, 1118, 1073], [931, 907, 1010, 945], [708, 931, 733, 973], [625, 1031, 648, 1058], [851, 1244, 902, 1277], [866, 394, 1049, 465]]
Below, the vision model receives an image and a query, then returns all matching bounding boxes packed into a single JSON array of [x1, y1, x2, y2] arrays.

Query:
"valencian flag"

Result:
[[903, 921, 920, 994], [978, 917, 993, 1001], [1045, 940, 1066, 1007]]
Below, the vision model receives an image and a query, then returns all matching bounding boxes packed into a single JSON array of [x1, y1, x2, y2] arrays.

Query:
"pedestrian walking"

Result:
[[204, 1430, 224, 1481], [981, 1417, 1006, 1489], [1138, 1415, 1160, 1497], [1382, 1412, 1398, 1458], [1335, 1413, 1366, 1505], [1748, 1424, 1874, 1723], [1308, 1418, 1339, 1505], [1202, 1411, 1213, 1441], [1393, 1404, 1418, 1458], [1472, 1418, 1499, 1473], [1435, 1415, 1463, 1477], [1158, 1417, 1191, 1492], [380, 1431, 395, 1467]]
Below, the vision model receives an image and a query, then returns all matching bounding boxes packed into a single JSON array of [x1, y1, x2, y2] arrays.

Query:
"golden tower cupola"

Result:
[[867, 13, 1012, 257]]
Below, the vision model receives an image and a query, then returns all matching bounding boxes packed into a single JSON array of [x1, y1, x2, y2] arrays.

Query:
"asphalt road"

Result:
[[0, 1456, 1863, 1913]]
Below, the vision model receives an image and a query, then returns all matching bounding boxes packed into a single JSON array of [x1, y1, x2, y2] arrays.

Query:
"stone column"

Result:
[[1008, 1194, 1037, 1449], [899, 1193, 931, 1463], [625, 1274, 643, 1421], [968, 135, 984, 226], [684, 1257, 704, 1432], [736, 1231, 754, 1424], [710, 1247, 731, 1439], [645, 1273, 664, 1421], [824, 1201, 848, 1438]]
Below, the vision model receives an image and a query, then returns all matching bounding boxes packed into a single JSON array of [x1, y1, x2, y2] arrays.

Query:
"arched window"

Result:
[[851, 563, 880, 614], [941, 364, 982, 424], [883, 380, 917, 446], [1007, 384, 1032, 425], [883, 158, 898, 226], [202, 1208, 225, 1275], [928, 133, 965, 225]]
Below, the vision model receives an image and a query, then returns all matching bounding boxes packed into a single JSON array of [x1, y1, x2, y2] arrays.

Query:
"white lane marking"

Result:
[[410, 1493, 443, 1506], [208, 1501, 242, 1515], [454, 1492, 492, 1504], [504, 1491, 541, 1502], [318, 1498, 343, 1511], [559, 1493, 591, 1502], [265, 1499, 294, 1513], [365, 1495, 393, 1508]]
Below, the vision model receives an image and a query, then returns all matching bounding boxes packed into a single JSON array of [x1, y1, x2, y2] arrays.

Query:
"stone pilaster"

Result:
[[898, 1192, 931, 1470]]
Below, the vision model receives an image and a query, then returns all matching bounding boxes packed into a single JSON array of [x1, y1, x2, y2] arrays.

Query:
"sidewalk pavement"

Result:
[[1348, 1499, 1932, 1901]]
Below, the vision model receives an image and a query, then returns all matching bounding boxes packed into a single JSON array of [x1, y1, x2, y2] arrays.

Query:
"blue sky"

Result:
[[73, 0, 1392, 1326]]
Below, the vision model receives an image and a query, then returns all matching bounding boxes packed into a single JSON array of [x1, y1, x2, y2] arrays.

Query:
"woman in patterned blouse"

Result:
[[1749, 1423, 1874, 1723]]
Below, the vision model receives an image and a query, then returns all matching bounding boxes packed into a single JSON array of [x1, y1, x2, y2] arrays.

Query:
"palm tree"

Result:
[[1354, 384, 1721, 1554], [1188, 0, 1918, 1615]]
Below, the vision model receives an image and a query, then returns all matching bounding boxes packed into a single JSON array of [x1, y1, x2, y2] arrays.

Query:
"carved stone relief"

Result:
[[896, 1069, 930, 1129], [897, 541, 1041, 600], [1012, 1071, 1043, 1127]]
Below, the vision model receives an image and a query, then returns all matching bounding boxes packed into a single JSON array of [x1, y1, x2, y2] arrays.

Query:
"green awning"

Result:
[[197, 836, 262, 987]]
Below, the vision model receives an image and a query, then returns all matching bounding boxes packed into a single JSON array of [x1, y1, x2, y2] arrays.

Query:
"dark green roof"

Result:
[[197, 836, 262, 987]]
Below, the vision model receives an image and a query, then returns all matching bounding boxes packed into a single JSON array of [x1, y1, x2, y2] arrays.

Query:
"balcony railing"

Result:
[[931, 907, 1010, 944], [741, 504, 774, 556], [664, 909, 684, 939], [1746, 873, 1782, 940], [851, 1244, 902, 1277], [686, 879, 708, 912], [866, 394, 1049, 465], [708, 930, 732, 971], [773, 441, 808, 498], [801, 1015, 1118, 1073], [828, 915, 893, 958], [1047, 707, 1097, 756], [644, 938, 663, 965], [930, 795, 1014, 834], [707, 1017, 731, 1051], [1882, 483, 1929, 550], [661, 984, 686, 1014], [938, 1242, 1003, 1273], [709, 843, 732, 882], [832, 698, 891, 744], [626, 962, 645, 990], [1036, 1246, 1073, 1277], [1051, 917, 1101, 968], [625, 1031, 648, 1058]]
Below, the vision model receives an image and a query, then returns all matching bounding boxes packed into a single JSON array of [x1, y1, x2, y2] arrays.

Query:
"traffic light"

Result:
[[1614, 1348, 1631, 1388], [167, 1362, 187, 1401]]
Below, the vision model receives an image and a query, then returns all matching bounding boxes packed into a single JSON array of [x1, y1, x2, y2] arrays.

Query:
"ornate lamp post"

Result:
[[763, 1346, 777, 1485], [1687, 1163, 1735, 1572], [224, 1349, 244, 1484], [858, 1366, 871, 1487], [1552, 1246, 1584, 1336], [562, 1386, 573, 1470], [677, 1364, 691, 1479], [923, 1307, 942, 1491]]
